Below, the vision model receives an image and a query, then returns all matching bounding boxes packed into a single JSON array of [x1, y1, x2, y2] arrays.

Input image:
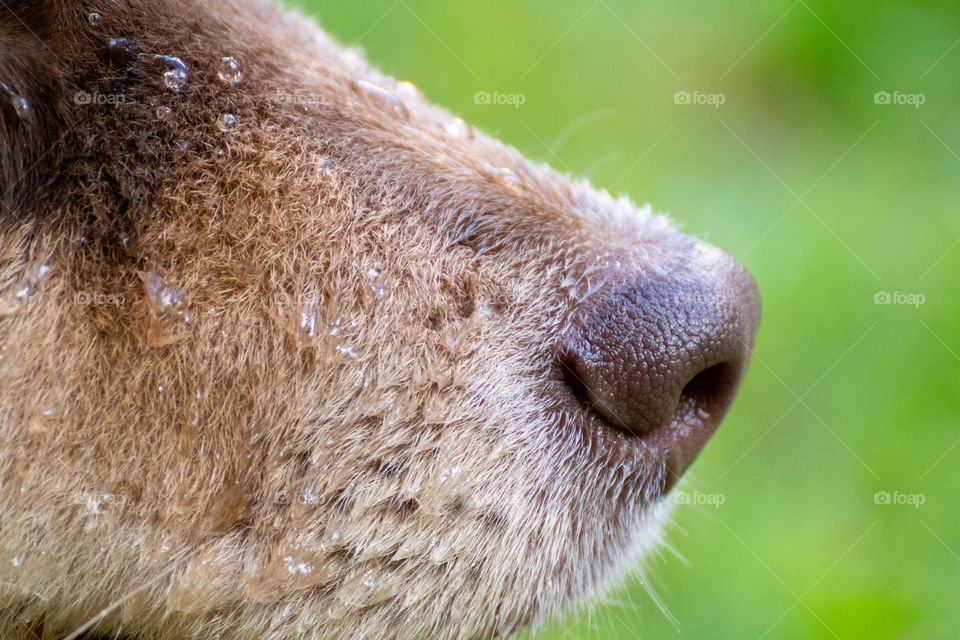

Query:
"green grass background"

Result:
[[292, 1, 960, 637]]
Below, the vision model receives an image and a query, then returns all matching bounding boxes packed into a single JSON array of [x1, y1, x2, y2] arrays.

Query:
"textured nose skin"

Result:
[[564, 245, 760, 442]]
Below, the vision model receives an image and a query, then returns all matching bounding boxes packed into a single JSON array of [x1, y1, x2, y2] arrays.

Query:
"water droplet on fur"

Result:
[[300, 486, 320, 506], [326, 602, 348, 621], [395, 80, 422, 104], [154, 54, 189, 92], [299, 300, 319, 338], [328, 315, 345, 337], [368, 267, 386, 300], [317, 157, 334, 177], [14, 260, 51, 300], [10, 555, 24, 568], [10, 94, 30, 120], [175, 139, 189, 154], [217, 113, 237, 132], [444, 117, 472, 139], [85, 491, 115, 515], [217, 56, 243, 84], [362, 570, 378, 589], [404, 481, 422, 498], [352, 79, 407, 118], [484, 165, 520, 189], [140, 271, 192, 346], [420, 464, 466, 513], [157, 383, 166, 394], [283, 551, 315, 576], [336, 343, 358, 358], [141, 272, 182, 314], [335, 569, 392, 609], [155, 105, 173, 121], [320, 527, 344, 552], [39, 401, 56, 418], [107, 37, 140, 57], [87, 12, 102, 26]]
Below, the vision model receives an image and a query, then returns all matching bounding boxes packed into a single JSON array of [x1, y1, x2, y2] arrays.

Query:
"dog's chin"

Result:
[[553, 498, 674, 630]]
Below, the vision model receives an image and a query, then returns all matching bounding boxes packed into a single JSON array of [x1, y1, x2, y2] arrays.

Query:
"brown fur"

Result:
[[0, 1, 747, 638]]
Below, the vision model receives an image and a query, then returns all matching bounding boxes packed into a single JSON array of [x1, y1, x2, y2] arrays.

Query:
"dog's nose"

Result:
[[561, 244, 760, 469]]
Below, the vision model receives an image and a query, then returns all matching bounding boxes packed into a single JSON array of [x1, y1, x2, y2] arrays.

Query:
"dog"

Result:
[[0, 1, 759, 638]]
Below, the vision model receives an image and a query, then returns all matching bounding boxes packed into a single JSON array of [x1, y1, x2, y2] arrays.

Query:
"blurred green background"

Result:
[[292, 1, 959, 638]]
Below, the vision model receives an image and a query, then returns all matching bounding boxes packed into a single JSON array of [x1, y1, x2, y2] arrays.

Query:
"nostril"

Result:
[[559, 357, 593, 411], [677, 362, 739, 421]]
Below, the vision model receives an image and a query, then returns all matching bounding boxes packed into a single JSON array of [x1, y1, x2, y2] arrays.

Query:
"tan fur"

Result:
[[1, 1, 732, 638]]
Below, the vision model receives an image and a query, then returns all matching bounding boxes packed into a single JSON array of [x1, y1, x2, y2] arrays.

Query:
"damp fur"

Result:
[[0, 1, 688, 638]]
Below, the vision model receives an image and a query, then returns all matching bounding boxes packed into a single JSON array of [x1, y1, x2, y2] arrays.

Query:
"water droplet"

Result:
[[395, 81, 422, 104], [14, 260, 51, 300], [217, 113, 237, 132], [283, 551, 315, 577], [39, 401, 57, 418], [444, 117, 472, 139], [10, 555, 24, 568], [86, 491, 114, 515], [484, 165, 521, 189], [157, 383, 166, 394], [328, 315, 345, 337], [87, 11, 102, 26], [155, 105, 173, 121], [154, 55, 189, 92], [317, 157, 334, 178], [217, 56, 243, 84], [141, 271, 182, 314], [320, 527, 344, 552], [326, 602, 349, 621], [367, 267, 386, 300], [140, 271, 192, 346], [362, 570, 377, 589], [106, 37, 140, 57], [10, 94, 30, 120], [352, 79, 407, 118], [336, 343, 358, 358], [335, 568, 393, 609], [175, 139, 189, 155], [299, 300, 319, 338]]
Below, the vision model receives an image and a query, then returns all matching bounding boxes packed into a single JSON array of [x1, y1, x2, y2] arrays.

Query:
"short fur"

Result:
[[0, 1, 732, 638]]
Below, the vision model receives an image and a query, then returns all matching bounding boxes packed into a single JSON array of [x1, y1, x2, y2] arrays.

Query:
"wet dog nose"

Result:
[[561, 244, 760, 468]]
